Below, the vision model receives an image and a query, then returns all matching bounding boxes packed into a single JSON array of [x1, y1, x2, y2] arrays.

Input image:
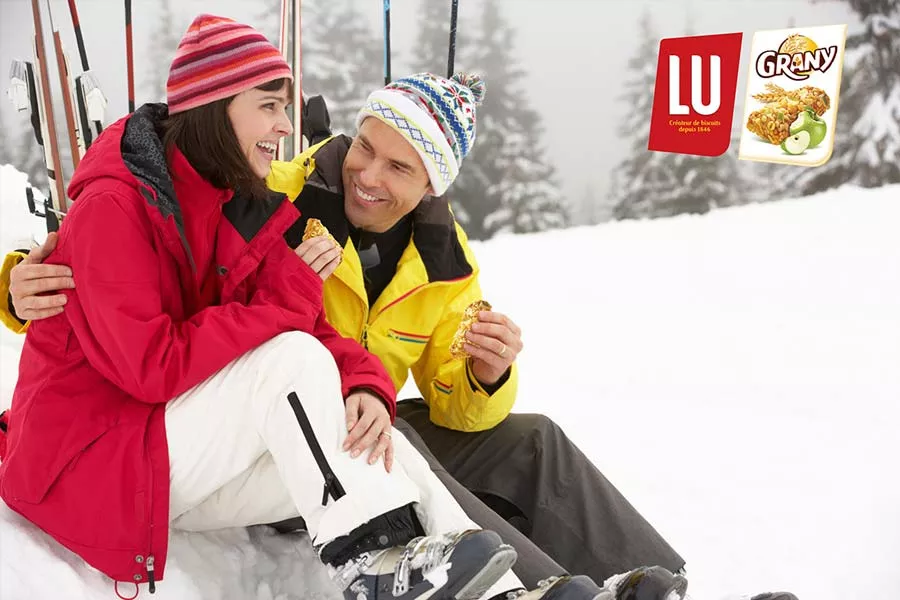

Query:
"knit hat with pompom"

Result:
[[355, 72, 485, 196], [167, 14, 292, 115]]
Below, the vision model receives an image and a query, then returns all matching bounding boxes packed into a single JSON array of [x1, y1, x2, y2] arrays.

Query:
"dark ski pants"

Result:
[[396, 399, 687, 587]]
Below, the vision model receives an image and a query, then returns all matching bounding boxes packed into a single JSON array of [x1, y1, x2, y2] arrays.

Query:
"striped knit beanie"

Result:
[[355, 72, 486, 197], [167, 14, 292, 115]]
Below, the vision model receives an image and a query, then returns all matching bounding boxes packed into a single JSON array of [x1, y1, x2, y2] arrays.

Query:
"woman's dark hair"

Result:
[[162, 77, 291, 201]]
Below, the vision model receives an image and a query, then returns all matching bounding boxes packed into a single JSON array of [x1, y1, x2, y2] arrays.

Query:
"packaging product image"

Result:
[[738, 24, 848, 166]]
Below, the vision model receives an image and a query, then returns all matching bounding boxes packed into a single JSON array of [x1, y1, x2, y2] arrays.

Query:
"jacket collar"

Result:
[[115, 103, 290, 269]]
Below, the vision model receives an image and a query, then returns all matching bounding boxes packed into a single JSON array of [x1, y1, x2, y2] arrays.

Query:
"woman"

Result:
[[0, 14, 557, 600]]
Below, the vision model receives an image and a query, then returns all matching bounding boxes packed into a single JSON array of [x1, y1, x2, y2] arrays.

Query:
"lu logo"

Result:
[[668, 55, 721, 116], [648, 32, 743, 157]]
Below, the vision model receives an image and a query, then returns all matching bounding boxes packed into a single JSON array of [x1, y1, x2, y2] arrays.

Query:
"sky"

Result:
[[0, 0, 861, 208]]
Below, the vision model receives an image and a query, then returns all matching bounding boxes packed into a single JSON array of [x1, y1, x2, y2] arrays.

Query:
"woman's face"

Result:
[[227, 81, 293, 179]]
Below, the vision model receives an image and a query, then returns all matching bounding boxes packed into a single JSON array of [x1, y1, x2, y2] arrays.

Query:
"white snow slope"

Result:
[[1, 163, 898, 600]]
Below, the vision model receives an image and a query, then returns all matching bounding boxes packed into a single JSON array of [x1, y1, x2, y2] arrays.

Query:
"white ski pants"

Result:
[[164, 331, 521, 595]]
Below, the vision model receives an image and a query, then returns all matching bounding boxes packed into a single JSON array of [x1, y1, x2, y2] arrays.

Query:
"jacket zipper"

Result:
[[147, 555, 156, 593], [145, 408, 157, 594], [363, 278, 467, 346], [286, 391, 346, 506]]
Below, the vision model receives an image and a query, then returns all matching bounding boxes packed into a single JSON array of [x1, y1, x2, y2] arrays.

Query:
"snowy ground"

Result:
[[1, 163, 899, 600]]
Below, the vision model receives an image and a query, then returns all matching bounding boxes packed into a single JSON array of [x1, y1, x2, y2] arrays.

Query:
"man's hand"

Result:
[[343, 391, 393, 472], [464, 310, 523, 387], [294, 236, 342, 281], [10, 232, 74, 321]]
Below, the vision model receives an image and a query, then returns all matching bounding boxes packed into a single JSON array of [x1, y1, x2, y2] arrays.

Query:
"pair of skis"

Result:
[[382, 0, 461, 85], [8, 0, 108, 232]]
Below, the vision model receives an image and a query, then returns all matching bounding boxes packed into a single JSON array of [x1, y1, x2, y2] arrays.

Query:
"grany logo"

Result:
[[755, 33, 838, 81]]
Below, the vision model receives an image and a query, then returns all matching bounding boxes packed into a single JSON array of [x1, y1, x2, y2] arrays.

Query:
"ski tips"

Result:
[[7, 61, 30, 111], [78, 72, 107, 122]]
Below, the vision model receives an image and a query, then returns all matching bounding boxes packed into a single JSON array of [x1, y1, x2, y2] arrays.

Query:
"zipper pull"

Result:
[[147, 555, 156, 594], [322, 473, 333, 506], [361, 324, 369, 349]]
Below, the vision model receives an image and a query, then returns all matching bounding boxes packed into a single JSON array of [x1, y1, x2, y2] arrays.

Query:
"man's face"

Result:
[[341, 117, 432, 233]]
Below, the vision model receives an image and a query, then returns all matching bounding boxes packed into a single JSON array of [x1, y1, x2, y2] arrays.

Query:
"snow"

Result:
[[2, 162, 900, 600]]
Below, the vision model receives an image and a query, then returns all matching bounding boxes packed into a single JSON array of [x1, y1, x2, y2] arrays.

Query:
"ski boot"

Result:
[[722, 594, 799, 600], [330, 528, 517, 600], [498, 575, 607, 599], [602, 566, 689, 600]]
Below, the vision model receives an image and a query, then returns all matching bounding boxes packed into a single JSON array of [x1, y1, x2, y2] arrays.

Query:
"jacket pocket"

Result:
[[0, 387, 112, 505], [285, 392, 346, 506], [2, 423, 108, 505]]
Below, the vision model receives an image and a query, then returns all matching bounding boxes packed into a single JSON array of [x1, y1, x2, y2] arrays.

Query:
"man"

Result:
[[1, 72, 686, 591]]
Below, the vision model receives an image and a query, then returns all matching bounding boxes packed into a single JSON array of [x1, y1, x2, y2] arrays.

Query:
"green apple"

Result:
[[781, 130, 811, 155], [789, 107, 827, 148]]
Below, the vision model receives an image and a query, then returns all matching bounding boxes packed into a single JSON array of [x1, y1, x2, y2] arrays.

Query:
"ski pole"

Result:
[[67, 0, 88, 72], [66, 0, 105, 137], [125, 0, 134, 113], [383, 0, 391, 85], [277, 0, 289, 161], [448, 0, 459, 78], [292, 0, 302, 157]]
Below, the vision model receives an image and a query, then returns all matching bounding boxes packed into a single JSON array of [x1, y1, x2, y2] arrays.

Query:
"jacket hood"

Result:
[[67, 103, 216, 272], [69, 103, 181, 224]]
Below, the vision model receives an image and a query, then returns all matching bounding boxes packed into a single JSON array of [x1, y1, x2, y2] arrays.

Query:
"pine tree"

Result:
[[143, 0, 180, 103], [636, 152, 743, 218], [409, 0, 460, 76], [484, 106, 569, 234], [254, 0, 283, 44], [299, 0, 382, 135], [608, 10, 666, 219], [783, 0, 900, 193], [450, 0, 567, 239]]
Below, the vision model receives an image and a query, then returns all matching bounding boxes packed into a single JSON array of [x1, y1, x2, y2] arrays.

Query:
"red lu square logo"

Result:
[[648, 33, 743, 157]]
